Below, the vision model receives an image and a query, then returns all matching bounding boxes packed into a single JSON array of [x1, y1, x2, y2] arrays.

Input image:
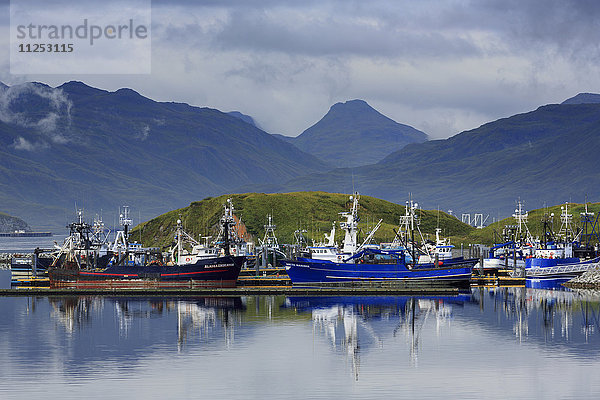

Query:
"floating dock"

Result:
[[470, 275, 525, 286]]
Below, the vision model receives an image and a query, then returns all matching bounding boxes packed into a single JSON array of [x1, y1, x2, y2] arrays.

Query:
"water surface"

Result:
[[1, 288, 599, 399]]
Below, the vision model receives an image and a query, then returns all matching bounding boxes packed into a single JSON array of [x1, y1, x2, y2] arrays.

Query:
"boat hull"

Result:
[[281, 258, 475, 287], [49, 255, 245, 288], [478, 257, 526, 273]]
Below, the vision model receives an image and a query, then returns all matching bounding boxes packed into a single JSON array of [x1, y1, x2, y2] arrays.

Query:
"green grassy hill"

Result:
[[132, 192, 475, 249]]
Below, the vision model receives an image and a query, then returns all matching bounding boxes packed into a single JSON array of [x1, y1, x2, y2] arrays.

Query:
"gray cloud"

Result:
[[0, 83, 73, 148], [3, 0, 600, 139], [212, 9, 481, 58]]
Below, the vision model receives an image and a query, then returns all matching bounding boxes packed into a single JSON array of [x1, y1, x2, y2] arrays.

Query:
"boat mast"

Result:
[[410, 201, 416, 265], [558, 202, 575, 242], [512, 200, 534, 245], [176, 218, 183, 264], [120, 206, 132, 265], [540, 212, 554, 249], [340, 193, 359, 254], [220, 198, 235, 256], [262, 214, 279, 249]]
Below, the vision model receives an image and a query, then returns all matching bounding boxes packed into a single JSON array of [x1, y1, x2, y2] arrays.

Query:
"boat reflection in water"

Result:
[[176, 297, 244, 351], [472, 285, 600, 345], [48, 296, 246, 351], [287, 286, 600, 379], [4, 289, 600, 398], [286, 295, 472, 378]]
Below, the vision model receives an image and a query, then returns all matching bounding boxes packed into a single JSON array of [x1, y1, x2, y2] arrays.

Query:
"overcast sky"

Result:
[[2, 0, 600, 139]]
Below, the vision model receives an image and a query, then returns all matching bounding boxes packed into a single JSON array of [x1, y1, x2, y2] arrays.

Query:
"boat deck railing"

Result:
[[526, 262, 599, 277]]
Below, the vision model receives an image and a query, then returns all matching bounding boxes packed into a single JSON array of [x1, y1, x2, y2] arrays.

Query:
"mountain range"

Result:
[[261, 95, 600, 218], [0, 81, 328, 230], [277, 99, 427, 167], [1, 79, 599, 232]]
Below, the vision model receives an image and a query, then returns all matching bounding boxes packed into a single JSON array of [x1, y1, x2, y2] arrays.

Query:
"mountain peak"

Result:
[[114, 87, 144, 97], [111, 87, 157, 106], [332, 98, 369, 107], [227, 111, 261, 129], [561, 93, 600, 105], [329, 99, 374, 114], [289, 99, 428, 167], [57, 81, 109, 96]]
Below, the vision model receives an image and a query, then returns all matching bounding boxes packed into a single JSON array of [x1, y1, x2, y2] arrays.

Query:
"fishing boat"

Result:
[[521, 256, 600, 279], [511, 203, 600, 279], [281, 195, 476, 288], [477, 200, 535, 274], [49, 200, 245, 288]]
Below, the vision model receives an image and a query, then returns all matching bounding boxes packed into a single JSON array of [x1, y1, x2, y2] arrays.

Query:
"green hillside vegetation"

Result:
[[132, 192, 475, 249], [465, 202, 600, 245]]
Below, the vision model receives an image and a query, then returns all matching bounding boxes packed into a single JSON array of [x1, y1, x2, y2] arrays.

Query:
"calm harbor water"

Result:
[[0, 235, 67, 253], [1, 288, 600, 399]]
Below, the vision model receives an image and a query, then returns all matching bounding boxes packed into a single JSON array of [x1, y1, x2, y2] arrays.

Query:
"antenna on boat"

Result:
[[120, 206, 132, 264], [139, 210, 142, 243]]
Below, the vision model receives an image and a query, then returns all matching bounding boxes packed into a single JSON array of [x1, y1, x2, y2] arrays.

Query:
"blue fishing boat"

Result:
[[510, 203, 600, 279], [519, 256, 600, 279], [282, 195, 476, 287], [282, 248, 474, 287], [525, 277, 572, 290]]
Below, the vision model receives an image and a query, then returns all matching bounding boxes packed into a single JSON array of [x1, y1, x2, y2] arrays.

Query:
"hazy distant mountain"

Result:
[[0, 81, 329, 230], [561, 93, 600, 105], [282, 100, 428, 167], [227, 111, 261, 129], [0, 212, 31, 233], [257, 102, 600, 218]]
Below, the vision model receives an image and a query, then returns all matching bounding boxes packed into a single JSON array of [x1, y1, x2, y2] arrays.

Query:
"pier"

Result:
[[1, 272, 527, 296], [0, 232, 52, 237], [2, 253, 530, 293]]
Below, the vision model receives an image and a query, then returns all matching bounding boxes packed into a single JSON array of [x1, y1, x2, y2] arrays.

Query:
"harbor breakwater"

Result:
[[565, 266, 600, 288]]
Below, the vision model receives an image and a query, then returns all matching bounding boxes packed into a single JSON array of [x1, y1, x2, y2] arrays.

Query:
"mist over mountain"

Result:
[[227, 111, 261, 129], [281, 100, 428, 167]]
